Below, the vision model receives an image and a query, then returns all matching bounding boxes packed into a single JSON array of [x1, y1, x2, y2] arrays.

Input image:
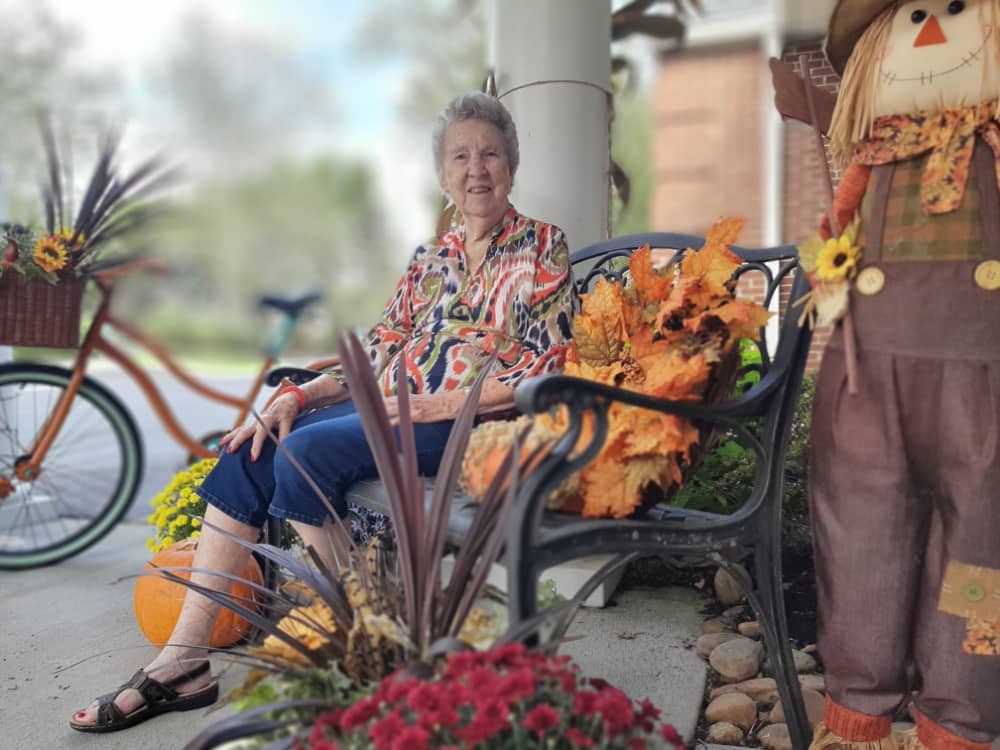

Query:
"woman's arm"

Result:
[[382, 378, 514, 425]]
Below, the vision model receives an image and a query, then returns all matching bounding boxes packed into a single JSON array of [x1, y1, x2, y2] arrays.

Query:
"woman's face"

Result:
[[874, 0, 999, 115], [440, 118, 512, 227]]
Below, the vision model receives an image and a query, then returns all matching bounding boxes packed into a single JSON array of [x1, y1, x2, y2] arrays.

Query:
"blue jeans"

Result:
[[196, 400, 454, 527]]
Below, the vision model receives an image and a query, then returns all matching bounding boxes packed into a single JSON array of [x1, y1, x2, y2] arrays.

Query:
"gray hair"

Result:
[[432, 93, 519, 184]]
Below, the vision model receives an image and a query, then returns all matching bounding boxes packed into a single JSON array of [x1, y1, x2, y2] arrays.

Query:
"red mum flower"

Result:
[[523, 704, 561, 736], [417, 705, 459, 733], [475, 700, 511, 733], [408, 682, 444, 712], [464, 666, 501, 696], [369, 709, 408, 750], [485, 642, 527, 666], [573, 690, 598, 716], [589, 677, 610, 690], [444, 650, 483, 678], [496, 667, 537, 702], [565, 728, 596, 748], [629, 739, 648, 750], [597, 687, 634, 736], [311, 741, 339, 750], [660, 723, 686, 750], [340, 698, 381, 732], [309, 708, 343, 742], [385, 677, 421, 704], [390, 726, 431, 750]]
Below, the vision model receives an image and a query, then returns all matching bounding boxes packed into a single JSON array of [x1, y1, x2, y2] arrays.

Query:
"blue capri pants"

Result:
[[196, 400, 455, 527]]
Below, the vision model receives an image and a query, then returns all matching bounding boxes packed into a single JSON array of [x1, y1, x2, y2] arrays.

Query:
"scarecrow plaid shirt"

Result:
[[342, 207, 573, 396]]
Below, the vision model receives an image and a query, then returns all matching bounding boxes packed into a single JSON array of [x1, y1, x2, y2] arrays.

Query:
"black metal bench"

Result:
[[268, 232, 813, 750]]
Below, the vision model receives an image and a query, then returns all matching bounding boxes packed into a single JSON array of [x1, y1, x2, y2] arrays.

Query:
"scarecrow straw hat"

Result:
[[825, 0, 897, 74]]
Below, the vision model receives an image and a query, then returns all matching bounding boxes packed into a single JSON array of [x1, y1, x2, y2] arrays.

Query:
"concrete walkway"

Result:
[[3, 521, 709, 750]]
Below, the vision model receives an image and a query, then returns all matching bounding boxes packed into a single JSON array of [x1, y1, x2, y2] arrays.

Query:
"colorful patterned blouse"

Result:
[[351, 207, 573, 396]]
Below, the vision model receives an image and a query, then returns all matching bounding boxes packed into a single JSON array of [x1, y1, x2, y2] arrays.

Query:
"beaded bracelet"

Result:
[[277, 385, 307, 413]]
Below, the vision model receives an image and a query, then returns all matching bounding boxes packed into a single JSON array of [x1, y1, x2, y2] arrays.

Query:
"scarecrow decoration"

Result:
[[772, 2, 1000, 750]]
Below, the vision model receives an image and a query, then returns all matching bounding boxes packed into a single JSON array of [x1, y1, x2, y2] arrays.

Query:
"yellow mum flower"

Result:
[[57, 227, 86, 250], [174, 514, 189, 526], [190, 530, 201, 540], [162, 536, 175, 547], [32, 235, 69, 273], [191, 518, 202, 528], [815, 234, 862, 282]]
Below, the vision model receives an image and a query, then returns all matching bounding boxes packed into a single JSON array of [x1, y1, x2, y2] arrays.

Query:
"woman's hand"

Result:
[[219, 393, 301, 461], [382, 392, 462, 426]]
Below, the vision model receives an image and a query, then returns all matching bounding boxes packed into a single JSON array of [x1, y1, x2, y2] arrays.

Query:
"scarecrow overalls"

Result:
[[810, 134, 1000, 750]]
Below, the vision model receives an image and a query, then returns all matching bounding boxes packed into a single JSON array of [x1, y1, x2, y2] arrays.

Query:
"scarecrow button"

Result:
[[961, 582, 987, 602], [975, 260, 1000, 290], [856, 267, 885, 296]]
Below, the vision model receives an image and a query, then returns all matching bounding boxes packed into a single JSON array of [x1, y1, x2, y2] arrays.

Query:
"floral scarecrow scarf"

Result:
[[852, 100, 1000, 214]]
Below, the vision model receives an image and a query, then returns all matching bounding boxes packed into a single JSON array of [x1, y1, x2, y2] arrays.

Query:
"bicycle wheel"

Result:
[[0, 363, 144, 569]]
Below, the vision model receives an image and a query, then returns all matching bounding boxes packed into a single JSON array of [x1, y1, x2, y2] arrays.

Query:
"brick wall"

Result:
[[651, 43, 765, 244]]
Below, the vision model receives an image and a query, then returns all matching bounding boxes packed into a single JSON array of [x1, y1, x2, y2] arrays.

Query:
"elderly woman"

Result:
[[70, 92, 573, 733]]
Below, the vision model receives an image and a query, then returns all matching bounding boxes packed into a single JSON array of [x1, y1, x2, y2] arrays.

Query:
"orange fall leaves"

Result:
[[539, 218, 770, 518]]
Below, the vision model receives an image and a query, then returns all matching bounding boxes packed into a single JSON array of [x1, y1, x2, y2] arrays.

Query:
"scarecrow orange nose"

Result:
[[914, 15, 947, 47]]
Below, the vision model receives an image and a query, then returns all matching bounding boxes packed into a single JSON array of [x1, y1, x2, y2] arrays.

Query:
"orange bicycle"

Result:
[[0, 256, 323, 569]]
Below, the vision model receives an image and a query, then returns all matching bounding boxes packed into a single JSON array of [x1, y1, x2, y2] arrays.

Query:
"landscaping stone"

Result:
[[708, 636, 763, 683], [737, 620, 762, 638], [705, 692, 757, 730], [707, 721, 747, 744], [766, 687, 825, 727], [798, 674, 826, 693], [710, 676, 780, 703], [758, 723, 793, 750], [714, 566, 747, 606], [702, 617, 736, 634], [696, 632, 743, 658], [793, 649, 818, 673]]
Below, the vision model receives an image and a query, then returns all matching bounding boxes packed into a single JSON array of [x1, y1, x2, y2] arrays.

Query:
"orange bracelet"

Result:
[[277, 385, 307, 413]]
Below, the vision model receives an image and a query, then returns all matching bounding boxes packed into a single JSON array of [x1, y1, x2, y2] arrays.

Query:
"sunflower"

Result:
[[815, 233, 862, 282], [32, 235, 69, 272]]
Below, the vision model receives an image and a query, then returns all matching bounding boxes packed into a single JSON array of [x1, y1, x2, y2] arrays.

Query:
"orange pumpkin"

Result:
[[133, 539, 263, 649]]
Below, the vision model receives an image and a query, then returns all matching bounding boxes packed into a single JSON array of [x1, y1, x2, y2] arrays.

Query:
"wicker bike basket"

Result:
[[0, 273, 86, 349]]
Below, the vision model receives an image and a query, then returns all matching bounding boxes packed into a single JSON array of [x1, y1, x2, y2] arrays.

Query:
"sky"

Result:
[[41, 0, 437, 255]]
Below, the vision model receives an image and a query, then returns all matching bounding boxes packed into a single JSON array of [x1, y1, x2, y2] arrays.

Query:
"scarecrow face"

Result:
[[874, 0, 1000, 115]]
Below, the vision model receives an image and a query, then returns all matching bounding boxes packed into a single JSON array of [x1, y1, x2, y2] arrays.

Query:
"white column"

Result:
[[491, 0, 612, 251]]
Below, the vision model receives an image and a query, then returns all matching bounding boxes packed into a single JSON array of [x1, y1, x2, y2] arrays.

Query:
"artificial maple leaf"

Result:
[[572, 278, 627, 365], [655, 276, 719, 335], [628, 245, 672, 307], [639, 350, 711, 401], [680, 218, 745, 292], [580, 454, 681, 518], [565, 359, 627, 388], [712, 300, 773, 341]]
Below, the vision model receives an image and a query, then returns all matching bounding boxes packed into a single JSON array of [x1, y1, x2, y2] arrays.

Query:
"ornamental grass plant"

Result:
[[179, 332, 542, 749]]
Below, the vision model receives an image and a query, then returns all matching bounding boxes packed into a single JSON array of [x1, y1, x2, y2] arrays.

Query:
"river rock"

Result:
[[708, 636, 763, 683], [793, 649, 818, 673], [738, 620, 762, 638], [766, 688, 825, 727], [695, 632, 742, 658], [706, 722, 746, 744], [798, 673, 826, 693], [710, 677, 780, 703], [714, 566, 747, 605], [759, 723, 793, 750], [702, 617, 735, 635], [705, 692, 757, 730]]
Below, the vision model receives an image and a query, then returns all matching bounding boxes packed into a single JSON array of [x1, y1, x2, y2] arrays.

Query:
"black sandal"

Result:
[[69, 661, 219, 733]]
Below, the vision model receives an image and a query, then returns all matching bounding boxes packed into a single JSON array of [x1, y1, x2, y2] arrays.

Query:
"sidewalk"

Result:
[[3, 521, 708, 750]]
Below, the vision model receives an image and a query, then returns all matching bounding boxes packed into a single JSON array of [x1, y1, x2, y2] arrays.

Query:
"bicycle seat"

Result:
[[256, 292, 323, 316]]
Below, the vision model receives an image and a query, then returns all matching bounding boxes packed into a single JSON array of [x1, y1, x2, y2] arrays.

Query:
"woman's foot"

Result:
[[69, 651, 217, 733]]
